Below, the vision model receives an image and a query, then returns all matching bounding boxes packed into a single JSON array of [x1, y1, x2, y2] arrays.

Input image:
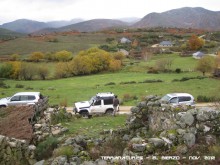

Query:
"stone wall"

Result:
[[125, 95, 220, 156], [0, 135, 36, 165]]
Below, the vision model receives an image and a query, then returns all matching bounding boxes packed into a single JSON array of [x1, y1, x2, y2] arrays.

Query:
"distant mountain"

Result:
[[0, 28, 24, 40], [133, 7, 220, 30], [58, 19, 129, 32], [1, 19, 49, 34], [46, 18, 84, 28], [117, 17, 141, 24]]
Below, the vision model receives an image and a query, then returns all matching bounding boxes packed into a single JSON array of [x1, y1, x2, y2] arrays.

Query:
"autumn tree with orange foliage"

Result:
[[188, 34, 205, 51]]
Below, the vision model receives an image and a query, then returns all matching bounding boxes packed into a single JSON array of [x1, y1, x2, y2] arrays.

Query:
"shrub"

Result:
[[53, 146, 73, 160], [35, 136, 59, 160], [175, 68, 181, 73], [104, 82, 116, 86], [197, 95, 217, 102], [147, 67, 159, 74], [15, 84, 24, 88], [122, 93, 138, 102], [140, 79, 163, 83], [0, 80, 10, 88], [120, 81, 136, 85], [59, 98, 68, 107], [89, 136, 126, 160], [50, 108, 71, 125]]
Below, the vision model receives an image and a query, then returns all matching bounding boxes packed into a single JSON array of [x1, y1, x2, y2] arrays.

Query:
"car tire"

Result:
[[0, 105, 6, 108], [105, 109, 113, 115], [80, 111, 90, 119]]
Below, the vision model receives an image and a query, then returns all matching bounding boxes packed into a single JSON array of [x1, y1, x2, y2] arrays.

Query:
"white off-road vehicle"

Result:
[[74, 92, 116, 118]]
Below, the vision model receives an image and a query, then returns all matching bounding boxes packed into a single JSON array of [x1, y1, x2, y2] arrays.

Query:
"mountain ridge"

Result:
[[0, 7, 219, 34]]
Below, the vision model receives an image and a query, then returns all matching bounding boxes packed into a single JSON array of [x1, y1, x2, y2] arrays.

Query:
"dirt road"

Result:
[[66, 103, 216, 114]]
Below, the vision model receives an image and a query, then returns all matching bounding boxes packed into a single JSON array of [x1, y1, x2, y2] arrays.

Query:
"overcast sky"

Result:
[[0, 0, 219, 25]]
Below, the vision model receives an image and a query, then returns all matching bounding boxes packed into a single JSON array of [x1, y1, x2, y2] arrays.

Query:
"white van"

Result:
[[160, 93, 195, 107]]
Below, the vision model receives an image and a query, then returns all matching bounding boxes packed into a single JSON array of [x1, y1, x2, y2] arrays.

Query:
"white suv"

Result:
[[0, 92, 45, 108], [74, 92, 116, 118], [160, 93, 195, 107]]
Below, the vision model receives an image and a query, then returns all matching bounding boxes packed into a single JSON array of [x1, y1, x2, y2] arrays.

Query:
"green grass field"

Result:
[[0, 33, 110, 56], [62, 115, 128, 137], [1, 69, 219, 106]]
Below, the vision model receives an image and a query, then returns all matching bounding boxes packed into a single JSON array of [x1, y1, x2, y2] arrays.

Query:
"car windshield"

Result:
[[89, 96, 96, 105], [161, 95, 171, 102]]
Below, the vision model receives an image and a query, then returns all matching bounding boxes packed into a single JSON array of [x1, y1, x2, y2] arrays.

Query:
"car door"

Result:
[[178, 96, 192, 105], [169, 97, 179, 106], [90, 99, 103, 113], [7, 95, 21, 106]]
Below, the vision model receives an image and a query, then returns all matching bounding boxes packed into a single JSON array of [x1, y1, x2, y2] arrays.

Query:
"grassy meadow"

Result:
[[0, 33, 111, 56], [1, 63, 219, 106]]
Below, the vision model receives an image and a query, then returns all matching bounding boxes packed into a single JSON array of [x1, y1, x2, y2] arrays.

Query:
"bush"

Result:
[[89, 136, 126, 160], [175, 68, 181, 73], [140, 79, 163, 83], [0, 80, 10, 88], [120, 81, 136, 85], [15, 84, 24, 88], [122, 93, 138, 102], [147, 67, 159, 74], [36, 136, 59, 160], [53, 146, 73, 160], [50, 108, 71, 125], [104, 82, 116, 86], [197, 95, 216, 102]]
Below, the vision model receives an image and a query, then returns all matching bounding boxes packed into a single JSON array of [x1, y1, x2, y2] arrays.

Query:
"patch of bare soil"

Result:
[[0, 106, 35, 142]]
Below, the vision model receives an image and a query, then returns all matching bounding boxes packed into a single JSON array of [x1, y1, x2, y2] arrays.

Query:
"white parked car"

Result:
[[74, 92, 116, 118], [160, 93, 195, 107], [0, 92, 45, 108]]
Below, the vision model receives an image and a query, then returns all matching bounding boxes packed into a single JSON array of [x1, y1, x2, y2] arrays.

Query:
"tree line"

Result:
[[0, 48, 124, 80]]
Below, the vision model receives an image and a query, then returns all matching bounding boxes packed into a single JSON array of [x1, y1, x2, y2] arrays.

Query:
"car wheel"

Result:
[[0, 105, 6, 108], [105, 109, 113, 115], [80, 111, 90, 119]]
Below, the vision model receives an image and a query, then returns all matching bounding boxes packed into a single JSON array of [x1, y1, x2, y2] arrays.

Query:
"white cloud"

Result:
[[0, 0, 219, 24]]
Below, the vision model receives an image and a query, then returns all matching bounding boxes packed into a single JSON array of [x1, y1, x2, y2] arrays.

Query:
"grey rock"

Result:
[[34, 160, 45, 165], [183, 133, 195, 148], [122, 134, 130, 141], [130, 137, 143, 144], [180, 112, 194, 126], [132, 143, 146, 152], [148, 138, 165, 147], [51, 156, 67, 165], [205, 135, 216, 145]]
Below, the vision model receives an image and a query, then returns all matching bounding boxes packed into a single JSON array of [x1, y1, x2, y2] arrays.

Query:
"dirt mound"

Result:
[[0, 106, 34, 142]]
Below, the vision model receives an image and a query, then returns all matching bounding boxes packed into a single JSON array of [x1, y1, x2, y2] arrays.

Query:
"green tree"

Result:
[[37, 66, 49, 80], [10, 54, 20, 61], [0, 63, 13, 78], [20, 62, 37, 80], [196, 56, 215, 76]]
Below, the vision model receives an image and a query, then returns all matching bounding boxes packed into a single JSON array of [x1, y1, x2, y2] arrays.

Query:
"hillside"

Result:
[[58, 19, 128, 32], [1, 19, 49, 34], [133, 7, 220, 30], [0, 28, 24, 40]]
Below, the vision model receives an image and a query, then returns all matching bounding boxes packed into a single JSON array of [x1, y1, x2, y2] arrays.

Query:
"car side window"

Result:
[[170, 97, 178, 103], [20, 95, 28, 101], [179, 97, 191, 102], [94, 100, 101, 105], [10, 96, 20, 101], [104, 99, 113, 105], [28, 95, 36, 100]]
